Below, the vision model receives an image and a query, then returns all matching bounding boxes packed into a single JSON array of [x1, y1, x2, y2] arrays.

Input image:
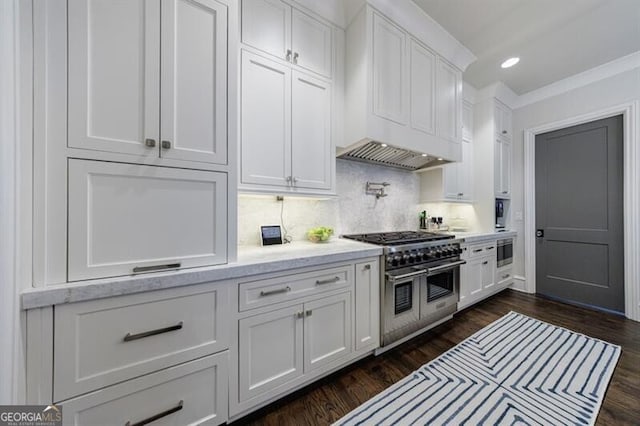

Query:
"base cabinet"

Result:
[[459, 241, 498, 309], [60, 353, 228, 426], [231, 258, 379, 419]]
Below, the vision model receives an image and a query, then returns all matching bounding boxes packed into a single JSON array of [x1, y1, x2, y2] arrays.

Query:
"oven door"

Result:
[[383, 268, 424, 340], [420, 260, 465, 321], [497, 239, 514, 268]]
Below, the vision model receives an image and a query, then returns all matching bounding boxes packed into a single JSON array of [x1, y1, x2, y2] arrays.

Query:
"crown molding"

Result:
[[513, 51, 640, 109]]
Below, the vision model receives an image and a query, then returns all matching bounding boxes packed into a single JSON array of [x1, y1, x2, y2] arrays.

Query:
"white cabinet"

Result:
[[459, 241, 499, 309], [67, 159, 227, 281], [419, 138, 473, 202], [68, 0, 227, 165], [344, 6, 463, 162], [354, 261, 380, 351], [241, 0, 332, 78], [462, 100, 473, 142], [494, 102, 512, 141], [238, 292, 351, 402], [436, 58, 462, 144], [240, 50, 331, 192], [372, 12, 407, 124], [495, 138, 512, 198], [410, 39, 436, 135]]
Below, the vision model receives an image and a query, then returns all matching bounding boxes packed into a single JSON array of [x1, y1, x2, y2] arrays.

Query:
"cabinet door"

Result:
[[501, 141, 511, 197], [68, 0, 160, 156], [442, 163, 459, 200], [436, 58, 461, 143], [494, 102, 512, 140], [354, 261, 379, 351], [304, 293, 352, 373], [68, 160, 228, 281], [240, 50, 291, 187], [462, 101, 473, 141], [291, 9, 332, 78], [241, 0, 291, 61], [481, 256, 496, 292], [458, 139, 474, 201], [238, 305, 303, 402], [459, 258, 483, 308], [291, 71, 332, 190], [409, 39, 436, 135], [371, 12, 407, 125], [160, 0, 227, 165]]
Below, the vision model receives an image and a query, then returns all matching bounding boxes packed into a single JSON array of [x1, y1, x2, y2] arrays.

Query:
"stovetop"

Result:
[[341, 231, 453, 246]]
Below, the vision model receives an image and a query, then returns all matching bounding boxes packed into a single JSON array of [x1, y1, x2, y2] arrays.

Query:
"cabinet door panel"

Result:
[[241, 0, 290, 61], [160, 0, 227, 164], [354, 261, 379, 351], [68, 160, 227, 281], [291, 71, 332, 190], [372, 13, 407, 125], [304, 293, 352, 373], [238, 305, 303, 402], [291, 9, 332, 78], [241, 51, 291, 187], [409, 39, 435, 135], [459, 139, 473, 200], [462, 101, 473, 141], [68, 0, 159, 156], [436, 58, 460, 143], [482, 257, 496, 291], [501, 141, 511, 196]]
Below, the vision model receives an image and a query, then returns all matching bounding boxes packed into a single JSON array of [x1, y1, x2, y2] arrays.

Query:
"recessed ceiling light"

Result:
[[437, 157, 443, 161], [421, 153, 428, 157], [380, 143, 388, 147], [501, 57, 520, 68]]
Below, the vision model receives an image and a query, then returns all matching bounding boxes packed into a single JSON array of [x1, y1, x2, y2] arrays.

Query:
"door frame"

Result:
[[523, 101, 640, 321]]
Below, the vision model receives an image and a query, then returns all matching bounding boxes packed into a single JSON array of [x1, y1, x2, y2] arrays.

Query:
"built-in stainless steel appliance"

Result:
[[342, 231, 464, 348], [497, 238, 514, 268]]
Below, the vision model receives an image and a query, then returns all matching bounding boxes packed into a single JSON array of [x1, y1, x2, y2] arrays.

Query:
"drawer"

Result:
[[60, 351, 228, 426], [239, 265, 352, 312], [497, 267, 514, 287], [465, 241, 497, 260], [54, 284, 229, 401], [68, 159, 228, 281]]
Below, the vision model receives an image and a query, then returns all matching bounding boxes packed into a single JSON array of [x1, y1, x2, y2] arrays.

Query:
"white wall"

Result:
[[511, 67, 640, 280]]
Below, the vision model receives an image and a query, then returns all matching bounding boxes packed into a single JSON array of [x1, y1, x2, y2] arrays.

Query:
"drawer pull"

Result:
[[316, 276, 341, 285], [364, 264, 371, 270], [306, 310, 312, 317], [123, 322, 183, 342], [482, 261, 489, 265], [132, 263, 181, 274], [472, 249, 483, 253], [486, 246, 495, 250], [125, 400, 183, 426], [502, 274, 510, 279], [260, 286, 291, 297]]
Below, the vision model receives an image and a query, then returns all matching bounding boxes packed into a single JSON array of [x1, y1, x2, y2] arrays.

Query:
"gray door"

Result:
[[535, 115, 624, 313]]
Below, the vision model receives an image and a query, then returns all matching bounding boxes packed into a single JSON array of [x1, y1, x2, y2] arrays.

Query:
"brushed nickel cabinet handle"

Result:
[[363, 264, 371, 270], [123, 321, 183, 342], [286, 49, 292, 61], [306, 310, 312, 317], [472, 249, 483, 253], [502, 274, 510, 279], [260, 286, 291, 297], [482, 261, 489, 265], [486, 246, 495, 250], [293, 52, 299, 64], [125, 400, 183, 426], [144, 138, 156, 148], [502, 191, 508, 194], [316, 276, 341, 285], [161, 140, 171, 149], [132, 263, 181, 274], [502, 130, 507, 134], [296, 311, 304, 319]]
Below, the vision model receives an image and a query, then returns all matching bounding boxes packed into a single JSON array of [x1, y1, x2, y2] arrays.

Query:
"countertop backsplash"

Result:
[[238, 159, 421, 246]]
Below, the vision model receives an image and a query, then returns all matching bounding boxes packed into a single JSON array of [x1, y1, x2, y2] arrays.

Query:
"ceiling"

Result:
[[412, 0, 640, 94]]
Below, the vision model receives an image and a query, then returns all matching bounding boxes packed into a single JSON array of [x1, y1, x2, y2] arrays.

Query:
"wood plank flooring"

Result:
[[232, 289, 640, 426]]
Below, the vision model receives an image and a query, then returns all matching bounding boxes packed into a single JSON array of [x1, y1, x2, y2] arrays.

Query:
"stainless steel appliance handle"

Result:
[[385, 269, 427, 282], [427, 260, 466, 275]]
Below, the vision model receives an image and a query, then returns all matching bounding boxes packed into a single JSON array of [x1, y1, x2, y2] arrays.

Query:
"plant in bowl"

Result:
[[307, 226, 334, 243]]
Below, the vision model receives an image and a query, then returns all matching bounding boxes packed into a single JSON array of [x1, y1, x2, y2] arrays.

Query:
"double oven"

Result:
[[342, 231, 465, 348]]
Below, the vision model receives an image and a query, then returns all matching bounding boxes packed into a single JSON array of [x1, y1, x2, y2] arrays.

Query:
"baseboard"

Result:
[[509, 275, 531, 293]]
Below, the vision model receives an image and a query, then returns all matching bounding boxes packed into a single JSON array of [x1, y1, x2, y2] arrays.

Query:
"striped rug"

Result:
[[336, 312, 620, 425]]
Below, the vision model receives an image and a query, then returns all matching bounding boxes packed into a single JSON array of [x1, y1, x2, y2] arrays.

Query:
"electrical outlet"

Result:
[[276, 196, 284, 202]]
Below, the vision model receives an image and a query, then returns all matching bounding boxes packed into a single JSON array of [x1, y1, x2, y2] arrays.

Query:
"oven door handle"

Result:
[[385, 269, 427, 282], [427, 260, 467, 275]]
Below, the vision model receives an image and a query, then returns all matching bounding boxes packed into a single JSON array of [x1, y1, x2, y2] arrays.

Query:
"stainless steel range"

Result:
[[342, 231, 465, 349]]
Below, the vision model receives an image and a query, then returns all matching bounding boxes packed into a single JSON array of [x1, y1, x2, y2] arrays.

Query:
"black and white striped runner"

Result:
[[336, 312, 620, 425]]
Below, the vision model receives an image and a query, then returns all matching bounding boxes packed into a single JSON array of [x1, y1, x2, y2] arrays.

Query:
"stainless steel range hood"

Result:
[[336, 140, 451, 171]]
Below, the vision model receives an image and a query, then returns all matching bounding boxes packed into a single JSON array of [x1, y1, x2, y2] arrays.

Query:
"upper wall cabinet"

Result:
[[241, 0, 332, 78], [344, 7, 463, 162], [68, 0, 228, 165], [494, 101, 512, 141]]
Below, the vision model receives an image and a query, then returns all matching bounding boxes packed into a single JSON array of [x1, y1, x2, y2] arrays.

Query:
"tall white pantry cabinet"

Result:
[[32, 0, 237, 285]]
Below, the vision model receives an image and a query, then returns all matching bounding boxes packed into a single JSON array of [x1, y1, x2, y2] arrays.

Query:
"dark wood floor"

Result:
[[234, 290, 640, 425]]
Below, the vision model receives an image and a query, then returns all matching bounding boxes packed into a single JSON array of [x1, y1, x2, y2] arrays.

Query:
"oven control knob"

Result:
[[402, 254, 411, 264], [435, 250, 442, 257], [416, 251, 424, 261], [409, 253, 418, 263], [427, 250, 436, 259], [456, 247, 463, 255], [392, 255, 401, 266]]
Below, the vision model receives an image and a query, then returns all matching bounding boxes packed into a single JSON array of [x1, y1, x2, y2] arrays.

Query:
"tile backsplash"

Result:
[[238, 159, 477, 246]]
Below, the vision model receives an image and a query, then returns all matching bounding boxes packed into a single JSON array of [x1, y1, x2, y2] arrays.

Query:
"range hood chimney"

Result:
[[336, 141, 451, 171]]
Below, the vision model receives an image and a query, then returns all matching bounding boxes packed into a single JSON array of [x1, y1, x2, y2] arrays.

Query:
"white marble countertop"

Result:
[[21, 239, 382, 310], [439, 230, 518, 244]]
